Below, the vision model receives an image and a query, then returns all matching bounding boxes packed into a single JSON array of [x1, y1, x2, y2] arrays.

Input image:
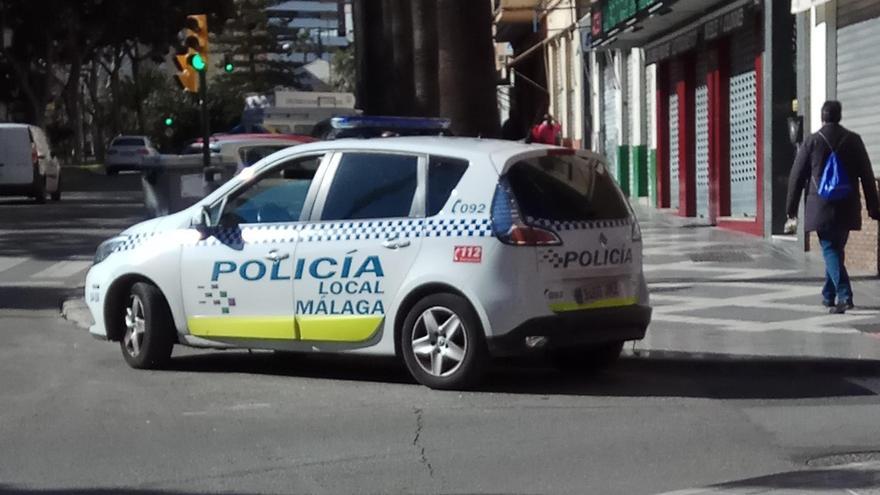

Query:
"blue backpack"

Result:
[[816, 131, 854, 201]]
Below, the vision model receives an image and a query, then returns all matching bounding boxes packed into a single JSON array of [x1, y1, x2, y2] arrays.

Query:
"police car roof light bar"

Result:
[[330, 116, 452, 131]]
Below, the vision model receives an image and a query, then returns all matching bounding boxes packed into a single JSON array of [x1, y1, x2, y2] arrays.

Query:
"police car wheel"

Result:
[[401, 294, 487, 390], [119, 282, 174, 370], [549, 341, 624, 374]]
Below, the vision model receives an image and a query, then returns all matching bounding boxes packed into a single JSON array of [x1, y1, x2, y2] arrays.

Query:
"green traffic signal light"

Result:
[[189, 53, 206, 72], [224, 62, 234, 73], [164, 117, 174, 127]]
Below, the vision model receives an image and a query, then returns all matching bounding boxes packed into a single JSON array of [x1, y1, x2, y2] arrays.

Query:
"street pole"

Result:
[[199, 69, 211, 182]]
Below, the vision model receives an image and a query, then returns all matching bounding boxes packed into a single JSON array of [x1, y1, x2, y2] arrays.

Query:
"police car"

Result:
[[85, 136, 651, 389]]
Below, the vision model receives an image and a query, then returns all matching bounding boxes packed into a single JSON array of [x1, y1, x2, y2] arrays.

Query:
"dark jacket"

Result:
[[785, 123, 880, 233]]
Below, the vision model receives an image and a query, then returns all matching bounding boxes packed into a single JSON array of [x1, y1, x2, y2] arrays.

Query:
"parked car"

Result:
[[85, 137, 651, 390], [0, 123, 61, 203], [182, 134, 317, 171], [105, 135, 159, 175]]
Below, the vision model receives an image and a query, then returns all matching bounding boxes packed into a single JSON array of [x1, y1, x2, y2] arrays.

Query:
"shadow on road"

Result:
[[163, 351, 880, 400], [0, 286, 81, 311], [691, 465, 880, 492]]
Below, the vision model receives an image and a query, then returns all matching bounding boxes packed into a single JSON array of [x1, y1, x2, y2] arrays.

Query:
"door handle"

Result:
[[265, 249, 290, 262], [382, 238, 411, 250]]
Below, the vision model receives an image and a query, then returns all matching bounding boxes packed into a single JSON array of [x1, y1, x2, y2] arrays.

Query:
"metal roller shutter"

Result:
[[728, 32, 757, 218], [646, 64, 657, 202], [837, 9, 880, 174], [668, 60, 683, 211], [838, 0, 880, 29], [695, 49, 710, 219], [603, 58, 618, 179]]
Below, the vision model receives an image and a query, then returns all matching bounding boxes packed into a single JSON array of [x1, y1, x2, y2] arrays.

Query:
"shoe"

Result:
[[829, 303, 848, 314], [822, 300, 835, 308], [846, 300, 855, 310]]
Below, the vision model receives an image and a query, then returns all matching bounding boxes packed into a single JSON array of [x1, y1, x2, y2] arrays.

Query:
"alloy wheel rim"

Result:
[[123, 295, 146, 357], [411, 306, 468, 377]]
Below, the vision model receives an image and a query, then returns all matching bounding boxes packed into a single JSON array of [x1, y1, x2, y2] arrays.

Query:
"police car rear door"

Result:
[[179, 152, 328, 342], [504, 151, 641, 312], [293, 150, 425, 344]]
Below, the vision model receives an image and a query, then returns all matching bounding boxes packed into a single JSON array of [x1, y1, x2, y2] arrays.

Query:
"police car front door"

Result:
[[293, 151, 425, 344], [180, 154, 326, 342]]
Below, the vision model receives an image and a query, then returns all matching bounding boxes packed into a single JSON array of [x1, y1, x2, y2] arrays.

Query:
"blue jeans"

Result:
[[818, 230, 852, 305]]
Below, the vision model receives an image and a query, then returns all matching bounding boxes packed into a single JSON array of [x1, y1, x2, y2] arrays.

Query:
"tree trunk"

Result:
[[64, 51, 84, 165], [87, 61, 106, 162], [411, 0, 439, 116], [389, 0, 414, 115], [437, 0, 500, 137], [379, 0, 398, 114], [354, 0, 389, 114], [130, 43, 146, 134]]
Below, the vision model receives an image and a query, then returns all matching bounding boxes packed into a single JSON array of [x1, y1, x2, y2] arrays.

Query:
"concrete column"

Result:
[[810, 1, 837, 132], [630, 48, 648, 197], [591, 51, 602, 154]]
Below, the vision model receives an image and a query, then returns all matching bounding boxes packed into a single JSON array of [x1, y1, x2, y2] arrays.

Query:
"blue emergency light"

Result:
[[330, 116, 452, 131]]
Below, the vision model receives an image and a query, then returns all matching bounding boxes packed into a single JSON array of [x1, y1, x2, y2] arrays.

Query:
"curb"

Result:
[[61, 297, 93, 329]]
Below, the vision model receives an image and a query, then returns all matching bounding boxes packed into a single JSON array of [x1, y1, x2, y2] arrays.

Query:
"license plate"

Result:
[[574, 280, 624, 305]]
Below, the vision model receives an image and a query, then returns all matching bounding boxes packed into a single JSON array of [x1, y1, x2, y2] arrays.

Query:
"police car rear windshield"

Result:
[[506, 155, 630, 222]]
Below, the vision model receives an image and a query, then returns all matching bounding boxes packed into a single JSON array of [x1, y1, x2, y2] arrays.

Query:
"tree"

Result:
[[437, 0, 500, 137], [411, 0, 439, 116], [388, 0, 414, 115], [330, 48, 355, 93]]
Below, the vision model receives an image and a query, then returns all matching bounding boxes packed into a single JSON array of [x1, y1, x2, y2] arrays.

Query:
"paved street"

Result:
[[1, 170, 880, 494]]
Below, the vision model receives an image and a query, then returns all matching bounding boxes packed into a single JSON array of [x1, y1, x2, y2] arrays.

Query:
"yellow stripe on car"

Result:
[[297, 315, 382, 342], [188, 316, 297, 340], [549, 297, 638, 313]]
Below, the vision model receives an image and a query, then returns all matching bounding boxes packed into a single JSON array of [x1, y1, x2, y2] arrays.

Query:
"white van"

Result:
[[0, 124, 61, 202]]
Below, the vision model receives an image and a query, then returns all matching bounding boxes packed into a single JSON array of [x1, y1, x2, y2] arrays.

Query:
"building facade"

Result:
[[268, 0, 351, 64]]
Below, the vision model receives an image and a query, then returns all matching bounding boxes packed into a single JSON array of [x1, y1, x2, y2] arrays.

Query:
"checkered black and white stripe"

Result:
[[540, 249, 565, 269], [301, 219, 425, 242], [527, 217, 631, 232], [116, 232, 158, 252], [424, 218, 492, 238]]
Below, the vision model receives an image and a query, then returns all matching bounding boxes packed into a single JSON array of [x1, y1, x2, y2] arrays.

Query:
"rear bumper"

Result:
[[487, 304, 652, 356]]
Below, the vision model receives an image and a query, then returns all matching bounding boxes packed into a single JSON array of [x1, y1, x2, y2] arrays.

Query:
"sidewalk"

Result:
[[632, 206, 880, 361]]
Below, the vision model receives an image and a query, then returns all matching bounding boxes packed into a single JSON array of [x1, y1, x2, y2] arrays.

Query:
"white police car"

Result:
[[85, 136, 651, 389]]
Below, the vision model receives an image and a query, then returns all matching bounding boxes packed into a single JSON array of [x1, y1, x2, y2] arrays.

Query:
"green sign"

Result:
[[603, 0, 637, 32]]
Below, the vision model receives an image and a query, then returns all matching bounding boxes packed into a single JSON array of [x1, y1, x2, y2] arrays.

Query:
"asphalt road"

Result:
[[1, 168, 880, 494]]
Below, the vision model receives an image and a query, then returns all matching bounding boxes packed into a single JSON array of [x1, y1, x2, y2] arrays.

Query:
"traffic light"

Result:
[[174, 14, 209, 92], [164, 117, 174, 127], [184, 14, 209, 67], [223, 53, 234, 73]]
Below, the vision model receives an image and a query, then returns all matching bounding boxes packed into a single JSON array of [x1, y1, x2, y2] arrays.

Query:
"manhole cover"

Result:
[[807, 451, 880, 467], [689, 251, 753, 263]]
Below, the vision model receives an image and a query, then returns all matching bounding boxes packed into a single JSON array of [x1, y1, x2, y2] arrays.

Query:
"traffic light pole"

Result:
[[199, 69, 211, 182]]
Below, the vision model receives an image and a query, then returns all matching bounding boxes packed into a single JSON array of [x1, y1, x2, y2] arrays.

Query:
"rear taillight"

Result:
[[137, 149, 149, 155], [31, 144, 38, 166], [506, 225, 561, 246], [491, 180, 561, 246]]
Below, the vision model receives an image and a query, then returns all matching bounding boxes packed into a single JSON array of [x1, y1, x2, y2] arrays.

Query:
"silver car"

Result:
[[105, 135, 159, 175]]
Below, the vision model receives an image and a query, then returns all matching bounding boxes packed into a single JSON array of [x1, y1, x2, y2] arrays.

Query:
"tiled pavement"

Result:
[[632, 207, 880, 361]]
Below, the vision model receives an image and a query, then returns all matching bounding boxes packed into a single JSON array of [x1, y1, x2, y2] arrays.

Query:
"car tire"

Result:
[[106, 167, 118, 176], [549, 341, 625, 374], [119, 282, 175, 370], [400, 293, 487, 390], [32, 174, 46, 204]]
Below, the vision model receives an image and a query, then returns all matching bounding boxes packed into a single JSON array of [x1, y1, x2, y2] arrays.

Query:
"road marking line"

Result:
[[0, 256, 27, 274], [847, 378, 880, 395], [31, 261, 92, 279]]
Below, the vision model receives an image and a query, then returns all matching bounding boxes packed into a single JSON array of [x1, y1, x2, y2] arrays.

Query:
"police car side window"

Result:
[[427, 156, 468, 216], [320, 153, 418, 220], [221, 155, 322, 225]]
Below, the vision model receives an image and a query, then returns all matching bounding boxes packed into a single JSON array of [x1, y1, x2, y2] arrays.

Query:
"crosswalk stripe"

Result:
[[30, 260, 92, 280], [0, 256, 28, 274]]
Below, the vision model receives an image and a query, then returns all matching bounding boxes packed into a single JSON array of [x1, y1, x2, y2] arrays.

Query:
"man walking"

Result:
[[786, 101, 880, 314]]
